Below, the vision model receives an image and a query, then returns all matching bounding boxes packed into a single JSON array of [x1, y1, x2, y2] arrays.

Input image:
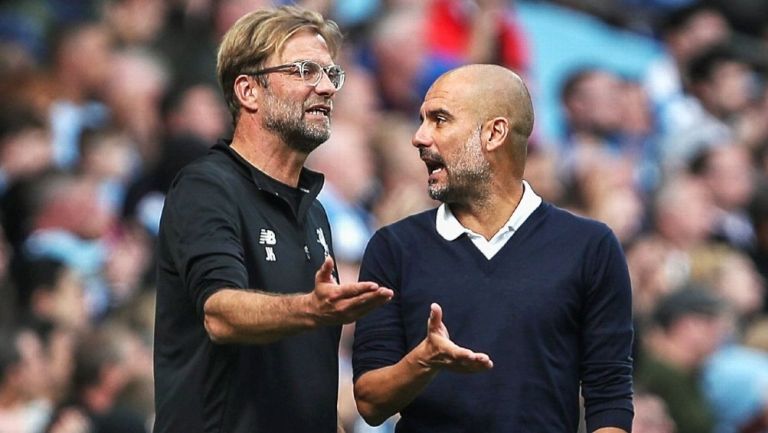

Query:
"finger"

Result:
[[340, 292, 395, 321], [428, 303, 443, 332], [334, 281, 383, 299], [339, 287, 393, 311], [449, 345, 478, 361], [452, 350, 494, 372], [468, 352, 494, 369], [349, 287, 394, 306], [457, 360, 494, 373], [315, 256, 335, 284]]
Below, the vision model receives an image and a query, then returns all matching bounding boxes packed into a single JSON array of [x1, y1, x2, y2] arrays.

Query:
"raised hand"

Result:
[[353, 303, 493, 425], [418, 303, 494, 373], [310, 256, 394, 325]]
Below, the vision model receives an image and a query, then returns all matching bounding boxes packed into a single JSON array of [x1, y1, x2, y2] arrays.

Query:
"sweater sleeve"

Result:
[[580, 230, 635, 432], [352, 228, 407, 382]]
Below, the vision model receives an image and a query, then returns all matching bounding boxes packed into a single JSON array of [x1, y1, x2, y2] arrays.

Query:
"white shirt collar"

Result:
[[436, 180, 543, 242]]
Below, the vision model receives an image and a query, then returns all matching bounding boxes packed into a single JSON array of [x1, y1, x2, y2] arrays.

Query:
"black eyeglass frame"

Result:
[[246, 60, 345, 90]]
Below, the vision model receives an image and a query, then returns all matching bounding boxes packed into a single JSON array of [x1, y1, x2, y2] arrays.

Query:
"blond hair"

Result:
[[216, 6, 342, 124]]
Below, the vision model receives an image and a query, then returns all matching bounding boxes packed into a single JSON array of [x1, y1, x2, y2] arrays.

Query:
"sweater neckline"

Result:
[[452, 202, 550, 273]]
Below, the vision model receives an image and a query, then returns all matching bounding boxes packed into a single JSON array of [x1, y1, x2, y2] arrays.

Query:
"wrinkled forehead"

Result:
[[276, 30, 332, 63], [421, 76, 477, 118]]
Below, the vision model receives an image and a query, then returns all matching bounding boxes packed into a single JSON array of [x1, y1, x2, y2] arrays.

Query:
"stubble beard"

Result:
[[262, 88, 330, 154], [428, 130, 492, 205]]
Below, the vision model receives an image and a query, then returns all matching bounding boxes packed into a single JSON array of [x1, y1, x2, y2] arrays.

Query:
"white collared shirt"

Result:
[[435, 180, 542, 259]]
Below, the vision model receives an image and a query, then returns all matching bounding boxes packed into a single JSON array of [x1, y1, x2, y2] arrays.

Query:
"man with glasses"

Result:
[[153, 6, 393, 433]]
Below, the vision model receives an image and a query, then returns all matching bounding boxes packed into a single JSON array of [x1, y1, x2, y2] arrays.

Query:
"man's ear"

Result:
[[234, 75, 259, 112], [485, 117, 509, 152]]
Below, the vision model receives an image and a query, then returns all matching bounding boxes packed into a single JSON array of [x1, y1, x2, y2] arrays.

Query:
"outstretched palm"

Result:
[[422, 303, 494, 373]]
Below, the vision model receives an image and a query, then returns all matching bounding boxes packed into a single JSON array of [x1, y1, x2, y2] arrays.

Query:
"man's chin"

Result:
[[284, 130, 330, 153], [288, 140, 324, 154], [305, 125, 330, 143], [428, 186, 447, 202]]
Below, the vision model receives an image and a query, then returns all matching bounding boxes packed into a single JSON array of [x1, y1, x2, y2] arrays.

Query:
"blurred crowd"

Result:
[[0, 0, 767, 433]]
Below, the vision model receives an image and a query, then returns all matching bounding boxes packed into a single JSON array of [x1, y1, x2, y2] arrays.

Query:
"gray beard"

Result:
[[428, 168, 491, 204], [428, 130, 491, 204], [262, 90, 331, 154], [265, 116, 329, 154]]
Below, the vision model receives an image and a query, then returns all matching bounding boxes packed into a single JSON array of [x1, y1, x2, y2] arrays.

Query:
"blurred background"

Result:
[[0, 0, 767, 432]]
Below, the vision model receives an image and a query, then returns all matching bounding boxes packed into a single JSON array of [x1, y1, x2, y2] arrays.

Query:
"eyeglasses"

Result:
[[247, 60, 345, 90]]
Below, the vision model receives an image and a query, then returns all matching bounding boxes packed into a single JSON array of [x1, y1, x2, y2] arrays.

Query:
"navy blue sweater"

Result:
[[353, 203, 634, 433]]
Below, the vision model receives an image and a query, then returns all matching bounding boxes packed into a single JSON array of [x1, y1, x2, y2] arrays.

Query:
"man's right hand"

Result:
[[415, 303, 494, 373], [353, 302, 493, 425], [308, 256, 394, 325]]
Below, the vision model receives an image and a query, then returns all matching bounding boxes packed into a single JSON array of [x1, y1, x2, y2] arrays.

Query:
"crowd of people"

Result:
[[0, 0, 767, 432]]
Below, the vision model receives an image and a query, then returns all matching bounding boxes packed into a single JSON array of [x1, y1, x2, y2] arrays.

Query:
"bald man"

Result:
[[351, 65, 634, 433]]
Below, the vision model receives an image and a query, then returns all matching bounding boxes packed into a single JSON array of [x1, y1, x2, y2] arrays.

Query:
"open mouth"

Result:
[[425, 160, 445, 175], [305, 104, 331, 118], [421, 152, 446, 177]]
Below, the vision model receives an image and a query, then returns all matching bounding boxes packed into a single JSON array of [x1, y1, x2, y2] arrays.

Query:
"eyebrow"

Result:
[[419, 108, 454, 123]]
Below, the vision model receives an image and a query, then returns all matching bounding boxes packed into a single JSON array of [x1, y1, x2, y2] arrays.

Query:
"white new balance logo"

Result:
[[259, 229, 276, 245], [259, 229, 277, 261]]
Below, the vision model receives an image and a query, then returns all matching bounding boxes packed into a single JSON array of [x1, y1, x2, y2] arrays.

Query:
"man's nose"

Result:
[[314, 71, 337, 96], [412, 124, 432, 148]]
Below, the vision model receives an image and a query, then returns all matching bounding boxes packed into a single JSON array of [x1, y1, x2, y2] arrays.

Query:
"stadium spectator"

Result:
[[635, 287, 728, 433]]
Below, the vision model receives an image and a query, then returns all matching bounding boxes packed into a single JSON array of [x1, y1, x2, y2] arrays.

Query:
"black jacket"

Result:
[[153, 141, 340, 433]]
